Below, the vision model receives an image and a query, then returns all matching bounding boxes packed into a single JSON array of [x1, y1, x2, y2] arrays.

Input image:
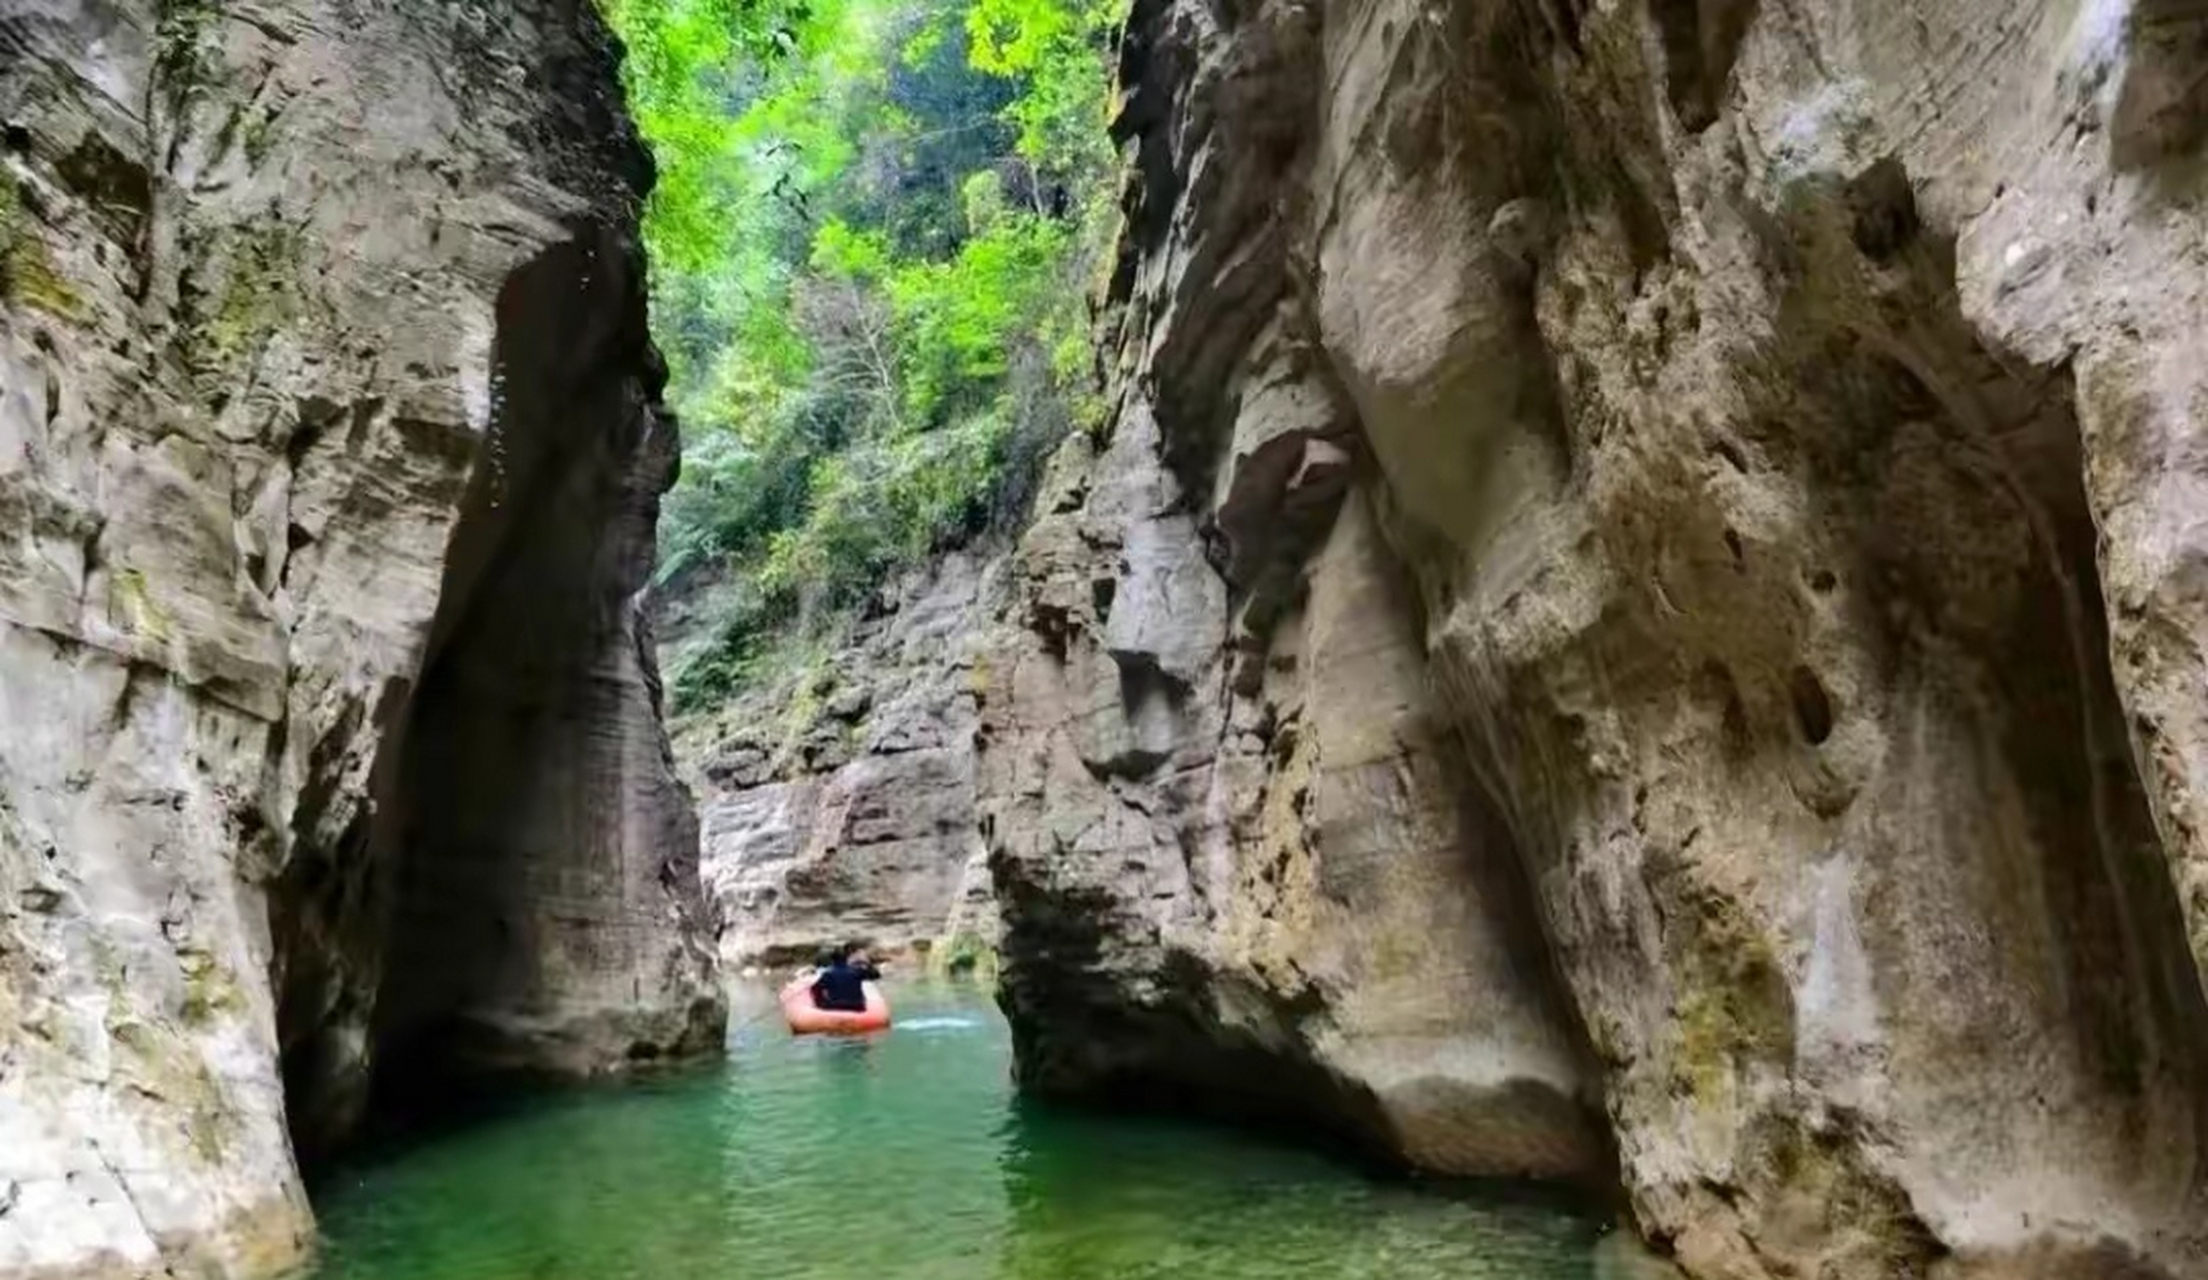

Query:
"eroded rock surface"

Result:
[[984, 0, 2208, 1275], [678, 551, 1003, 972], [975, 0, 1607, 1185], [0, 1, 720, 1274]]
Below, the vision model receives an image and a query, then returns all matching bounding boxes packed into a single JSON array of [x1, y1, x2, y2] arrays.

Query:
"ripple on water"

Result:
[[310, 985, 1603, 1280]]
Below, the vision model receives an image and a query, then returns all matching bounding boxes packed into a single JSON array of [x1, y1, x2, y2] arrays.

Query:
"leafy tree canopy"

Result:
[[602, 0, 1127, 711]]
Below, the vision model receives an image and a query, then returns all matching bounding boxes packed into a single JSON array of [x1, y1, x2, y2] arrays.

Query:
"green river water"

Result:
[[311, 983, 1605, 1279]]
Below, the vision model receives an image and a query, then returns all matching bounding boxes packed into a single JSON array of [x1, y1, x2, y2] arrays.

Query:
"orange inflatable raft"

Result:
[[780, 974, 892, 1035]]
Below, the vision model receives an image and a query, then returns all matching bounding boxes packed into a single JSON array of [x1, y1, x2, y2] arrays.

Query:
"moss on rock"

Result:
[[205, 223, 306, 360], [0, 169, 88, 321]]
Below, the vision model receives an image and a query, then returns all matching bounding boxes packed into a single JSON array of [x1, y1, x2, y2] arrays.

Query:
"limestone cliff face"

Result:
[[984, 0, 2208, 1275], [0, 2, 720, 1276], [975, 0, 1608, 1184], [678, 551, 1003, 972]]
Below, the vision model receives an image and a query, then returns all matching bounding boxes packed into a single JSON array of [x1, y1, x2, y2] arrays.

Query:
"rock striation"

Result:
[[980, 0, 2208, 1276], [0, 1, 720, 1275], [679, 550, 1003, 973], [975, 0, 1609, 1184]]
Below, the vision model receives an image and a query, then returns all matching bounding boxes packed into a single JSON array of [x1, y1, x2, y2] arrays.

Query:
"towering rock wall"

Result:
[[983, 0, 2208, 1275], [976, 0, 1609, 1184], [0, 2, 720, 1276], [679, 551, 1005, 972]]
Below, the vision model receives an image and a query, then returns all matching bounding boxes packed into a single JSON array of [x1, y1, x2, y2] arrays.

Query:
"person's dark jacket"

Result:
[[811, 959, 882, 1012]]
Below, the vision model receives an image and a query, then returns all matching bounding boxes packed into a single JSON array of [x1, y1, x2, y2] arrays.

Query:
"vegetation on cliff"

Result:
[[604, 0, 1125, 709]]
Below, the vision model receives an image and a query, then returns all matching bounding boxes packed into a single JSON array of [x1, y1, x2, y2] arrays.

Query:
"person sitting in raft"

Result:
[[809, 943, 883, 1013]]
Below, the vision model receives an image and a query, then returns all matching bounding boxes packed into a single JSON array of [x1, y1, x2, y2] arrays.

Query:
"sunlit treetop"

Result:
[[602, 0, 1129, 710]]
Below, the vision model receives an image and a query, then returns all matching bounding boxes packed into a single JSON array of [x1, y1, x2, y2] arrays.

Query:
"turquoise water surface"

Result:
[[311, 984, 1602, 1279]]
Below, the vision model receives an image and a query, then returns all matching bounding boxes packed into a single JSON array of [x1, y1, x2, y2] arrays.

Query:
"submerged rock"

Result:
[[0, 0, 720, 1274]]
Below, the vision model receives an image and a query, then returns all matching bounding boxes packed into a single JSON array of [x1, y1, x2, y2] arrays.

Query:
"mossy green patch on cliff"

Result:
[[98, 951, 246, 1165], [0, 170, 89, 321], [155, 0, 222, 109], [171, 218, 316, 375], [240, 107, 280, 167], [179, 952, 241, 1027], [779, 647, 835, 743], [116, 1027, 245, 1164], [204, 224, 306, 360], [929, 932, 1000, 982], [1736, 1112, 1945, 1272], [188, 1096, 235, 1162], [1652, 864, 1796, 1103], [111, 567, 176, 642]]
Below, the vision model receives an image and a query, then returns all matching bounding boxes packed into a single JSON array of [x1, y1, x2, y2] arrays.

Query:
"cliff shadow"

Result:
[[356, 225, 720, 1135]]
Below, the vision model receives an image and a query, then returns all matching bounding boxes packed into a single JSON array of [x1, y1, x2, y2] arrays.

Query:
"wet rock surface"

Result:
[[0, 1, 719, 1274]]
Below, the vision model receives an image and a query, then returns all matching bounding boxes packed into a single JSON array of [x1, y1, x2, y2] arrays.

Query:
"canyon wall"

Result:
[[975, 0, 1610, 1184], [0, 2, 719, 1276], [680, 551, 1003, 972], [980, 0, 2208, 1276]]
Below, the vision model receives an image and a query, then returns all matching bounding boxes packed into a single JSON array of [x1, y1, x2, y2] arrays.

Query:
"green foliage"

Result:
[[605, 0, 838, 277], [205, 224, 306, 360], [607, 0, 1127, 713], [966, 0, 1123, 174], [928, 931, 1000, 982], [154, 0, 222, 108]]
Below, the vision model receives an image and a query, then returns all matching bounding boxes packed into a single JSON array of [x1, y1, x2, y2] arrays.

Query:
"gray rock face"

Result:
[[975, 0, 1607, 1183], [987, 0, 2208, 1274], [367, 227, 722, 1098], [0, 1, 720, 1275], [680, 551, 1003, 971]]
